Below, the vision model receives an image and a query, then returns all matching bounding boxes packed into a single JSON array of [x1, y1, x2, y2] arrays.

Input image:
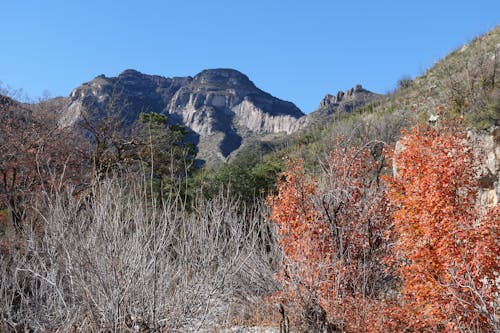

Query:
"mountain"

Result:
[[299, 84, 381, 128], [58, 68, 305, 163]]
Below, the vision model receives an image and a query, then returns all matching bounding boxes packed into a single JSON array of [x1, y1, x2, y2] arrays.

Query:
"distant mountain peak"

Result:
[[319, 84, 372, 108], [195, 68, 249, 79], [119, 68, 142, 76], [295, 84, 380, 128], [58, 68, 304, 164], [191, 68, 255, 90]]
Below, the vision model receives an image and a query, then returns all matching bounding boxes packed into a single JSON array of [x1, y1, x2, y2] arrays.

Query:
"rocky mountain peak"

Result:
[[319, 84, 368, 108], [295, 84, 380, 129], [118, 68, 142, 77], [191, 69, 255, 90], [57, 68, 304, 164]]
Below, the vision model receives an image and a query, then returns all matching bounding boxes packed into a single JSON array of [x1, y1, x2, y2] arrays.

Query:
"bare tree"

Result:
[[0, 175, 279, 332], [0, 94, 87, 232]]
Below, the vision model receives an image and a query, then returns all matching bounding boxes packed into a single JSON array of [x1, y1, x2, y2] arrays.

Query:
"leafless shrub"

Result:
[[0, 175, 279, 332]]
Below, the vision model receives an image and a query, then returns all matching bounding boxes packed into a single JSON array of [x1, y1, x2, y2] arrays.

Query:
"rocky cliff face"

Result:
[[58, 68, 304, 163], [59, 70, 190, 127]]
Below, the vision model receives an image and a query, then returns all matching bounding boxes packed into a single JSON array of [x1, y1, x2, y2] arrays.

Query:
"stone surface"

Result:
[[469, 127, 500, 208], [57, 68, 304, 163], [301, 84, 380, 128], [55, 69, 377, 164]]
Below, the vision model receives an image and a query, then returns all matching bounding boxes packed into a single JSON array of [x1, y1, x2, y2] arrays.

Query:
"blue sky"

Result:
[[1, 1, 499, 113]]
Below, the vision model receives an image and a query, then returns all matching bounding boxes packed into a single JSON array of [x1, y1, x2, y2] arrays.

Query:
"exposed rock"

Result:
[[319, 94, 337, 108], [59, 70, 190, 128], [469, 127, 500, 208], [302, 84, 380, 128], [57, 68, 304, 164], [319, 84, 368, 108], [232, 99, 299, 134], [54, 70, 377, 164]]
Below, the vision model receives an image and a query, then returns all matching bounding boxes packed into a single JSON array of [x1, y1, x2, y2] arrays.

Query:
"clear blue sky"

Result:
[[1, 1, 499, 113]]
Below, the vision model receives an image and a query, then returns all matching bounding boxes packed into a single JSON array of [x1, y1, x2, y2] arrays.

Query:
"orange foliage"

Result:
[[268, 124, 498, 332], [387, 125, 499, 332], [268, 144, 393, 332]]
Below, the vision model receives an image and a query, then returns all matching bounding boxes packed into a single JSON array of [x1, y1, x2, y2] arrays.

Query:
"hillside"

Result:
[[220, 24, 500, 216], [274, 25, 500, 172], [380, 25, 500, 127], [0, 25, 499, 333]]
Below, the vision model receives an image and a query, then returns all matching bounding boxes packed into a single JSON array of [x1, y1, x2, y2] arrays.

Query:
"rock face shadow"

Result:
[[219, 131, 242, 158]]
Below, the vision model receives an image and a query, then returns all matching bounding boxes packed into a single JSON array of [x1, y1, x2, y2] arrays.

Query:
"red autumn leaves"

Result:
[[387, 126, 498, 332], [268, 125, 499, 332]]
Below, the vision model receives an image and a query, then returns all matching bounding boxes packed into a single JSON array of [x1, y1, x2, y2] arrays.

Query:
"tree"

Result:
[[0, 95, 85, 230], [135, 112, 197, 199], [79, 104, 196, 185], [386, 124, 499, 332], [267, 142, 393, 332], [190, 151, 283, 205], [135, 113, 195, 175]]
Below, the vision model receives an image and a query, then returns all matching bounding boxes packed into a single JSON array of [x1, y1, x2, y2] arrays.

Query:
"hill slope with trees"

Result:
[[0, 25, 498, 332]]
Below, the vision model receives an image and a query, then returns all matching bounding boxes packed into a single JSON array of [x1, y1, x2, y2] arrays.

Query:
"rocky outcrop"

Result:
[[232, 99, 299, 134], [318, 84, 375, 110], [165, 69, 303, 133], [163, 69, 304, 161], [300, 84, 380, 129], [319, 84, 365, 108], [470, 127, 500, 208], [57, 68, 304, 163]]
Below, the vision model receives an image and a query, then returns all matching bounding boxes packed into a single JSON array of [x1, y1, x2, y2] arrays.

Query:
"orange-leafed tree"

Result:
[[387, 124, 499, 332], [268, 142, 394, 332]]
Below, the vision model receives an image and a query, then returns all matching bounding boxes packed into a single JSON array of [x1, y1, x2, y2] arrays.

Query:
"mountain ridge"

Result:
[[55, 67, 377, 163]]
